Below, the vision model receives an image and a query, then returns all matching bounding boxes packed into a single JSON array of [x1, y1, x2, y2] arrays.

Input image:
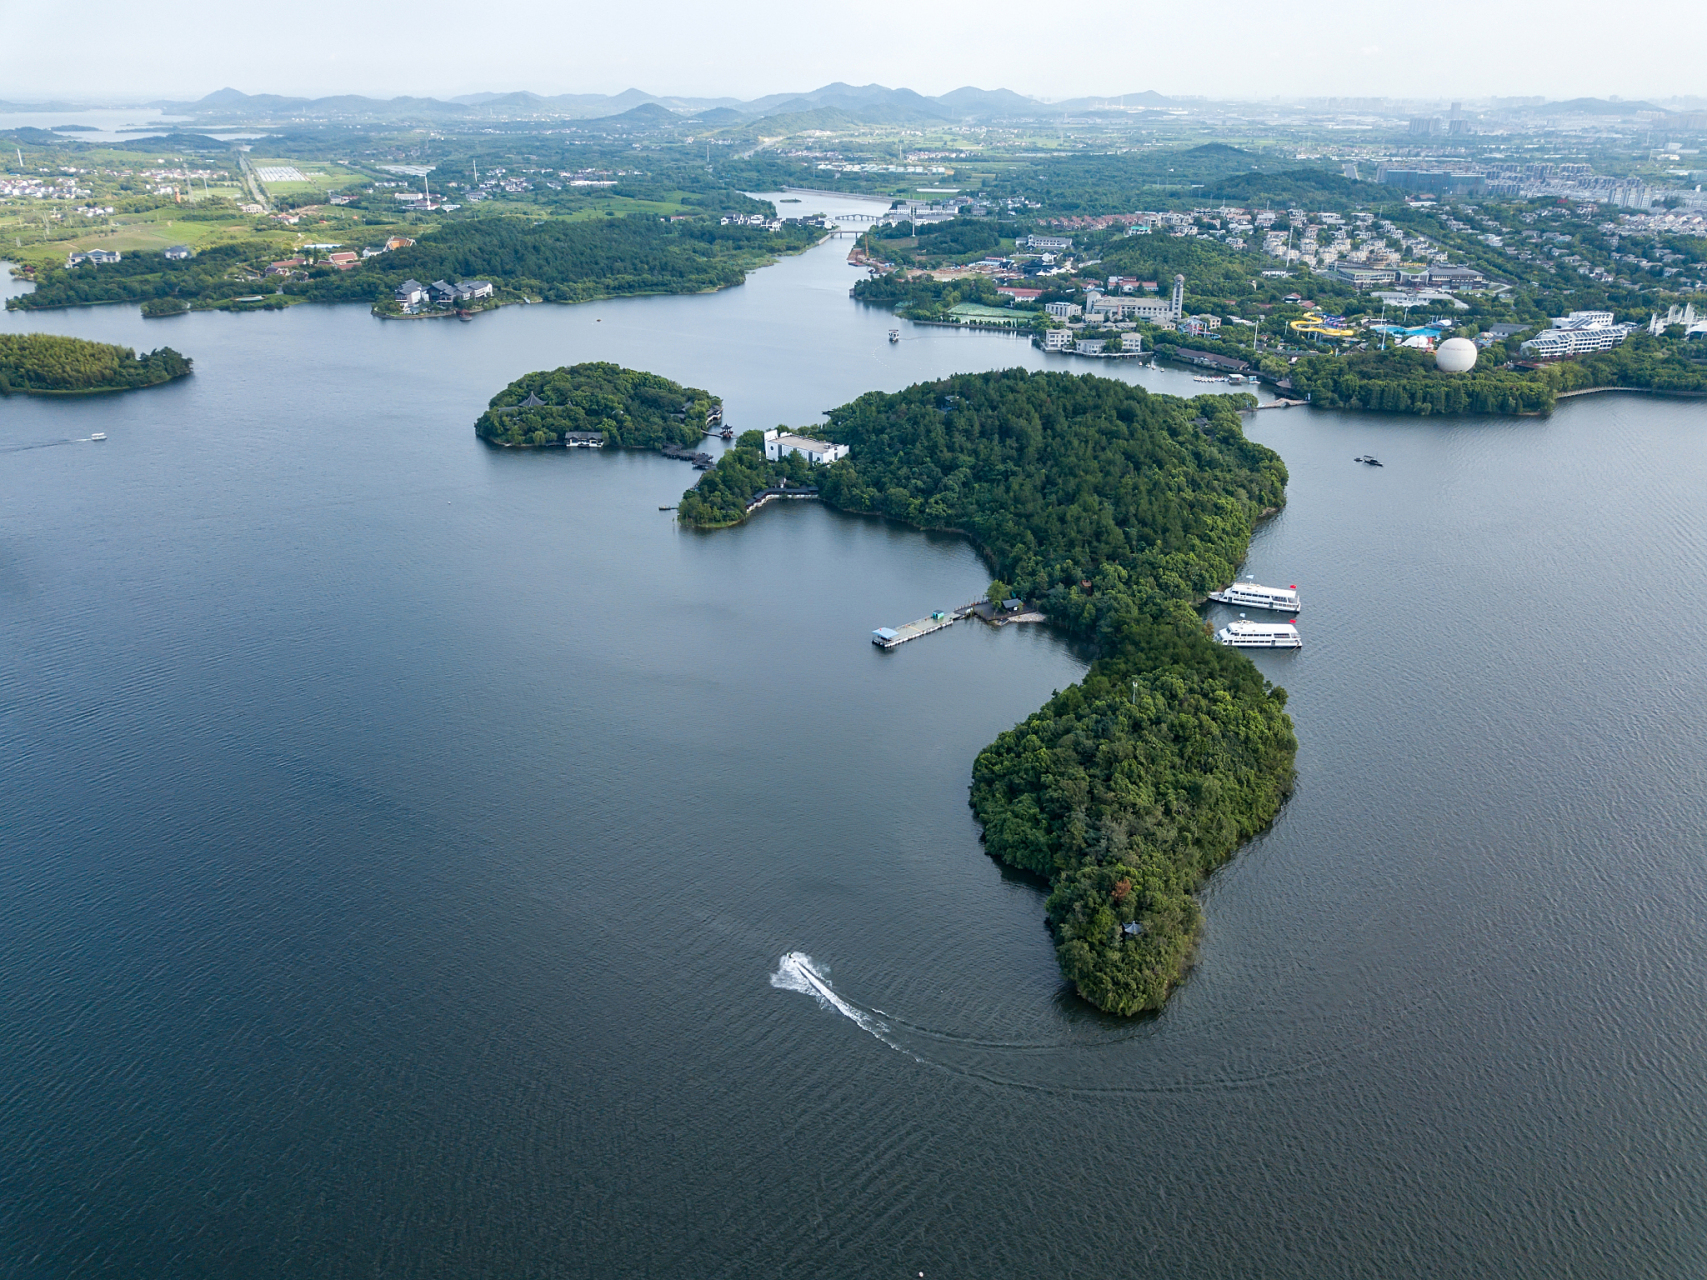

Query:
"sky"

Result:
[[1, 0, 1701, 104]]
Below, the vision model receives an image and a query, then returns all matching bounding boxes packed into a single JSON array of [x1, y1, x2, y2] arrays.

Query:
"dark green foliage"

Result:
[[286, 214, 820, 306], [982, 147, 1368, 216], [851, 272, 1007, 317], [678, 431, 818, 527], [0, 333, 192, 395], [912, 217, 1002, 257], [1287, 347, 1557, 415], [7, 244, 263, 312], [473, 361, 713, 449], [684, 369, 1296, 1013], [1545, 332, 1707, 395]]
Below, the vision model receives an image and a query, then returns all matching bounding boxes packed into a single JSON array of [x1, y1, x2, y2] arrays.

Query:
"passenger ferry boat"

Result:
[[1207, 578, 1300, 613], [1216, 620, 1302, 649]]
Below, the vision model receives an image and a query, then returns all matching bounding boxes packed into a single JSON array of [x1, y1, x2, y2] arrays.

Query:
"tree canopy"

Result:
[[684, 369, 1297, 1013], [0, 334, 192, 395], [474, 361, 715, 449], [289, 214, 820, 306]]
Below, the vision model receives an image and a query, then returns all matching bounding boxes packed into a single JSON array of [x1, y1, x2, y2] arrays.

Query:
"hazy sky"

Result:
[[2, 0, 1700, 104]]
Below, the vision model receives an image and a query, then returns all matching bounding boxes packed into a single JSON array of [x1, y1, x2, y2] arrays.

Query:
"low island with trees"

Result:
[[0, 333, 192, 396], [681, 369, 1298, 1014], [474, 361, 718, 449]]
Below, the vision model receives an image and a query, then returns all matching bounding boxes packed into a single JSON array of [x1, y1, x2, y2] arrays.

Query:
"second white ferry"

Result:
[[1216, 620, 1302, 649], [1208, 578, 1300, 613]]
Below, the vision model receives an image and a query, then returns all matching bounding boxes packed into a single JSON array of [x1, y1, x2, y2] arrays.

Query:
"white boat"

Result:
[[1207, 578, 1300, 613], [1216, 620, 1302, 648], [89, 433, 107, 441]]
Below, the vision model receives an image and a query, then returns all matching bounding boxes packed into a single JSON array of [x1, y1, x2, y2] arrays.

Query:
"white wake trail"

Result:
[[770, 952, 907, 1052]]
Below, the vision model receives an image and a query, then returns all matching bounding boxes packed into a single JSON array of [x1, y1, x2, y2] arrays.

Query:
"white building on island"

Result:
[[762, 429, 849, 465]]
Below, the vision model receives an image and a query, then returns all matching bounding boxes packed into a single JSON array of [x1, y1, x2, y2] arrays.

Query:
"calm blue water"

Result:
[[4, 207, 1707, 1278]]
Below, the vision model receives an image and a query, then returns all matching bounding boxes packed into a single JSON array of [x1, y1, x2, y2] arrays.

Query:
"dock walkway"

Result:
[[872, 601, 983, 649]]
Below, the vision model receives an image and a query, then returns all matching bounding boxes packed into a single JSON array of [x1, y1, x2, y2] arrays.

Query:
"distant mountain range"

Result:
[[3, 88, 1688, 127], [114, 83, 1190, 124]]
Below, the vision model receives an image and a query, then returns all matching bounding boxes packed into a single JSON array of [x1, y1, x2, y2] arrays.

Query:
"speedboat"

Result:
[[89, 433, 107, 441], [1354, 455, 1383, 466]]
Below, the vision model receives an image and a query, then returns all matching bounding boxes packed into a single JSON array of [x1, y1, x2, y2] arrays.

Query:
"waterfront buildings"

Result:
[[1520, 312, 1638, 358]]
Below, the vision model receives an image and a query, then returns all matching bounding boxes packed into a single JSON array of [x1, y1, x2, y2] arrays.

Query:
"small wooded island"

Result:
[[475, 362, 716, 449], [0, 333, 192, 396], [477, 361, 1296, 1014]]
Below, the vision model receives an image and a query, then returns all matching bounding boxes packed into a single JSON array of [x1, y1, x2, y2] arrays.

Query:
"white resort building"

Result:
[[762, 429, 849, 465]]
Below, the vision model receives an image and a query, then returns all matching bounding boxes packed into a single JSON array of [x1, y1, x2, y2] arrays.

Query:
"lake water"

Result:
[[4, 203, 1707, 1277], [0, 108, 193, 144]]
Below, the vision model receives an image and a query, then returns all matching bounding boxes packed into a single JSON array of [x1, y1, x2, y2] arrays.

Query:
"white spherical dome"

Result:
[[1435, 337, 1478, 373]]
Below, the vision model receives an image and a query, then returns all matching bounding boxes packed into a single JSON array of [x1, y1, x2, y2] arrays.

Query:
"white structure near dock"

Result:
[[763, 429, 848, 465], [873, 610, 957, 649]]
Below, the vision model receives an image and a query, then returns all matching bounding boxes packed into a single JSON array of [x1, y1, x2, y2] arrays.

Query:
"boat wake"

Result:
[[770, 949, 1456, 1097], [770, 951, 915, 1058], [0, 438, 78, 453]]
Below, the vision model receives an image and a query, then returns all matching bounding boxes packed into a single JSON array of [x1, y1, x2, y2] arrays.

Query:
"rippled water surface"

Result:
[[4, 206, 1707, 1277]]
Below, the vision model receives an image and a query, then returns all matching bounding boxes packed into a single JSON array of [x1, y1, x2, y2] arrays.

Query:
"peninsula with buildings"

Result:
[[675, 368, 1296, 1014]]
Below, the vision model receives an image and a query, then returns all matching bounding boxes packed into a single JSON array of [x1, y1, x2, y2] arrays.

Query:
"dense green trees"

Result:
[[7, 245, 264, 312], [851, 271, 1014, 318], [0, 334, 192, 394], [1544, 332, 1707, 395], [1285, 337, 1707, 414], [677, 430, 818, 526], [10, 215, 821, 316], [686, 370, 1296, 1013], [289, 214, 820, 307], [1285, 347, 1558, 415], [474, 362, 715, 448]]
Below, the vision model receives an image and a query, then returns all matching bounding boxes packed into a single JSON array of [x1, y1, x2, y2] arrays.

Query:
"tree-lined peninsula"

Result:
[[685, 369, 1297, 1014], [0, 333, 192, 395], [9, 213, 822, 317]]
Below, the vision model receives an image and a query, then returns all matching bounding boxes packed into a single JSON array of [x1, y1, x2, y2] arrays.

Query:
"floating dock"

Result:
[[872, 604, 977, 649]]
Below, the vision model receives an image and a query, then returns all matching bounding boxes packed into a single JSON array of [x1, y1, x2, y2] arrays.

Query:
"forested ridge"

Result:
[[9, 215, 822, 314], [474, 361, 714, 449], [292, 214, 820, 306], [0, 333, 192, 394], [683, 369, 1297, 1013]]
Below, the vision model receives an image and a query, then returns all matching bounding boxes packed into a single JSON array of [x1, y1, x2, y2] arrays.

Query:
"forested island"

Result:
[[474, 361, 716, 448], [683, 369, 1297, 1014], [0, 333, 192, 395]]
